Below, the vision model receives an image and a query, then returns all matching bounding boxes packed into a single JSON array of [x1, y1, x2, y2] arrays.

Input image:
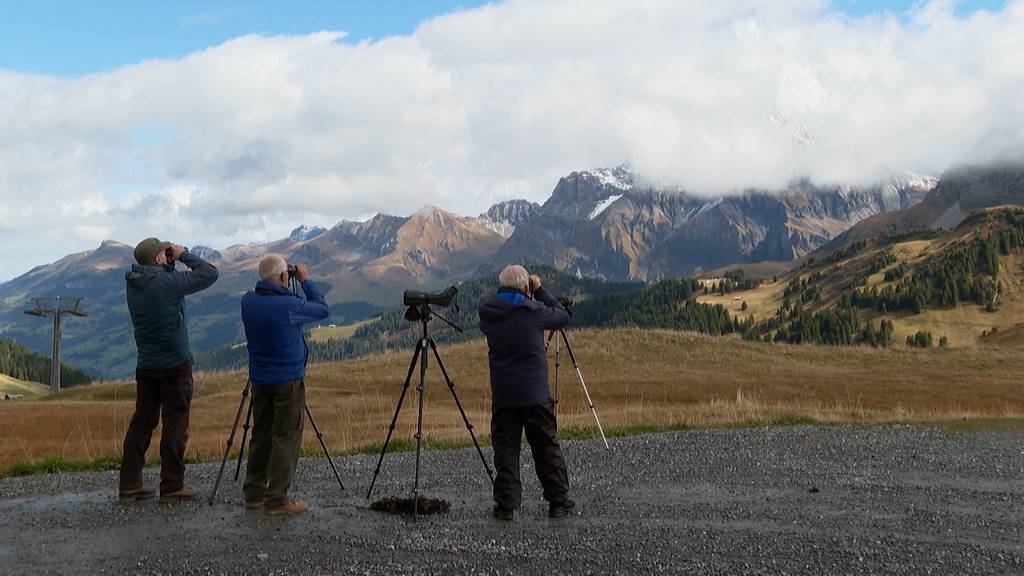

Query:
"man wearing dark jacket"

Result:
[[119, 238, 219, 502], [478, 265, 575, 520], [240, 255, 329, 514]]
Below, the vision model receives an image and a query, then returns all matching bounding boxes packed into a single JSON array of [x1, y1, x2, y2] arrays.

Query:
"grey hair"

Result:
[[499, 265, 529, 291], [258, 254, 288, 282]]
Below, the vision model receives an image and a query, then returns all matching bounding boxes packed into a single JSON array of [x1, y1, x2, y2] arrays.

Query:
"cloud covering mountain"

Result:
[[1, 0, 1022, 279]]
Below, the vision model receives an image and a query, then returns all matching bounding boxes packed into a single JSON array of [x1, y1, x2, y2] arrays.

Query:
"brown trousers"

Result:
[[491, 398, 570, 510], [119, 361, 193, 493], [243, 379, 305, 507]]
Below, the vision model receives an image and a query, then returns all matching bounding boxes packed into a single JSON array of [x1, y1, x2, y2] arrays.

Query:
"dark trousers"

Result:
[[243, 379, 305, 507], [119, 361, 193, 493], [491, 398, 569, 510]]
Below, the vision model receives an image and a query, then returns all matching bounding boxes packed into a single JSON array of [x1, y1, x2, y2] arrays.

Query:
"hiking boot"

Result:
[[243, 498, 266, 510], [548, 499, 576, 518], [118, 485, 156, 502], [266, 501, 308, 515], [492, 505, 514, 521], [159, 487, 199, 503]]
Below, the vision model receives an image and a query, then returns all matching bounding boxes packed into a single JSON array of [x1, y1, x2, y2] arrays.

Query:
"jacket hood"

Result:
[[125, 263, 170, 288], [478, 288, 539, 321]]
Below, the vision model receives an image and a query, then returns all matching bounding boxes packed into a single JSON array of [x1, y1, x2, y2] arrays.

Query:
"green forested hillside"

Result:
[[195, 267, 747, 372], [728, 208, 1024, 347], [0, 338, 94, 388]]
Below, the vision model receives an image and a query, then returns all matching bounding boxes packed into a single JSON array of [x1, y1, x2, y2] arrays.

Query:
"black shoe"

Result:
[[492, 506, 514, 521], [548, 499, 576, 518]]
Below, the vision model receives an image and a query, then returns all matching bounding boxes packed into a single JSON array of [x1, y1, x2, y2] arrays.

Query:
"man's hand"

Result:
[[528, 275, 542, 294], [293, 263, 310, 283], [169, 244, 186, 261]]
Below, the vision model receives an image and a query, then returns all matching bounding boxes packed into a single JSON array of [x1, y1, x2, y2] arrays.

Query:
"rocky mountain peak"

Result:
[[545, 164, 636, 219], [482, 200, 539, 227], [475, 199, 541, 239], [413, 205, 448, 220], [98, 240, 130, 250], [190, 245, 223, 260], [289, 225, 328, 242], [578, 164, 635, 191]]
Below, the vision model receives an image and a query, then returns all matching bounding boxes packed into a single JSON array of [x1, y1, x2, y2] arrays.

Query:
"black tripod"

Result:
[[207, 381, 346, 505], [365, 303, 494, 519], [546, 329, 610, 450]]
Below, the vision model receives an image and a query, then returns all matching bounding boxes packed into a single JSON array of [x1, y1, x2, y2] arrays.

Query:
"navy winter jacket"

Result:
[[241, 280, 330, 385], [478, 286, 570, 408], [125, 249, 219, 370]]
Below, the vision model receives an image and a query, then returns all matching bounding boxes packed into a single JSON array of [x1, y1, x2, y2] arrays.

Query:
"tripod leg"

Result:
[[560, 331, 610, 450], [305, 403, 346, 492], [428, 339, 494, 482], [233, 395, 254, 481], [413, 337, 429, 521], [553, 335, 561, 417], [366, 341, 423, 500], [208, 382, 251, 506]]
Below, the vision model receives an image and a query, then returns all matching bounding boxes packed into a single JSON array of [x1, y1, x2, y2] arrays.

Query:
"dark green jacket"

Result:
[[125, 249, 219, 370]]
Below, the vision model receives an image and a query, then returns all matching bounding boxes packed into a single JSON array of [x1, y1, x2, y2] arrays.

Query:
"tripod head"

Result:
[[404, 303, 463, 332]]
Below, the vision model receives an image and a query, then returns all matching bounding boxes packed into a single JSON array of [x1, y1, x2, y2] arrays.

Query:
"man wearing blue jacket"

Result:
[[240, 255, 329, 514], [478, 265, 575, 521], [120, 238, 219, 503]]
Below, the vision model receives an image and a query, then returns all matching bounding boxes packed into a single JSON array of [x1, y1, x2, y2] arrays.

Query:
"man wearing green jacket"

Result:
[[118, 238, 218, 503]]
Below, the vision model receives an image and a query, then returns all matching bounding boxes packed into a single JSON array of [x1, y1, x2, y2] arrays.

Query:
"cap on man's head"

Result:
[[134, 237, 172, 265]]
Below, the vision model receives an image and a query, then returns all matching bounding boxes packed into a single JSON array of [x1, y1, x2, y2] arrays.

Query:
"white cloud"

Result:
[[0, 0, 1023, 279]]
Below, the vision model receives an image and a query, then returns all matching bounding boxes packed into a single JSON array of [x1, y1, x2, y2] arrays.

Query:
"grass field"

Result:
[[0, 374, 48, 399], [698, 279, 788, 322], [2, 328, 1023, 476], [308, 319, 375, 343]]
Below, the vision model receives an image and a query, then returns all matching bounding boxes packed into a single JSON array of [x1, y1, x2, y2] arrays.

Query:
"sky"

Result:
[[0, 0, 1020, 280]]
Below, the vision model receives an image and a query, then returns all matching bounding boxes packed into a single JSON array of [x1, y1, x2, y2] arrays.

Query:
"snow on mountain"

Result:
[[690, 199, 722, 220], [583, 165, 634, 191], [589, 195, 624, 220], [289, 225, 328, 242]]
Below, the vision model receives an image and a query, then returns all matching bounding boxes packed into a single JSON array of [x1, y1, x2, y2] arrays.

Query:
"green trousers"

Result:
[[243, 379, 305, 507]]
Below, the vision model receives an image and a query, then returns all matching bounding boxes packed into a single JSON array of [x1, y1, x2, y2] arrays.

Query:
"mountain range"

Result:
[[821, 163, 1024, 254], [3, 163, 1021, 379]]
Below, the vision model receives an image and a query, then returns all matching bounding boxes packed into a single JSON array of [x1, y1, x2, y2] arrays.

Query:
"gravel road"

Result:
[[1, 425, 1022, 575]]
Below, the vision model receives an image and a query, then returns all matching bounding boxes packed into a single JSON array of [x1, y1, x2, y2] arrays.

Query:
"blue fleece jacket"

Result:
[[241, 280, 330, 385]]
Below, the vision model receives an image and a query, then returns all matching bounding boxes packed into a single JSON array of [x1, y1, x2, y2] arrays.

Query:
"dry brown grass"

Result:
[[2, 328, 1023, 471], [698, 279, 788, 321]]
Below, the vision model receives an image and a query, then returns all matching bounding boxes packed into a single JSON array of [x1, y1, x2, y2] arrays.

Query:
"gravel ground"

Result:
[[1, 425, 1023, 575]]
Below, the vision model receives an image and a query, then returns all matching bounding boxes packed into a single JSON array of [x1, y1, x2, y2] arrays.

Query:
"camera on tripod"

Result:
[[403, 285, 457, 307], [368, 283, 491, 517], [403, 286, 458, 322], [558, 297, 574, 315]]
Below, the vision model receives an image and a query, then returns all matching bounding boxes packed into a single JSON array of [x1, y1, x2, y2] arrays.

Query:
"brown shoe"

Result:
[[118, 485, 157, 502], [266, 501, 308, 515], [159, 487, 199, 503], [244, 499, 266, 510]]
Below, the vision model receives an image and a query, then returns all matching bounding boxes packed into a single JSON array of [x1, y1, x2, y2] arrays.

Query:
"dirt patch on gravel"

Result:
[[370, 496, 450, 516]]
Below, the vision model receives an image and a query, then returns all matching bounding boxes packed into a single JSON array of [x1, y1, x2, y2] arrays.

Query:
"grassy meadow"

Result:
[[0, 374, 48, 399], [699, 241, 1024, 348], [2, 328, 1024, 476]]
